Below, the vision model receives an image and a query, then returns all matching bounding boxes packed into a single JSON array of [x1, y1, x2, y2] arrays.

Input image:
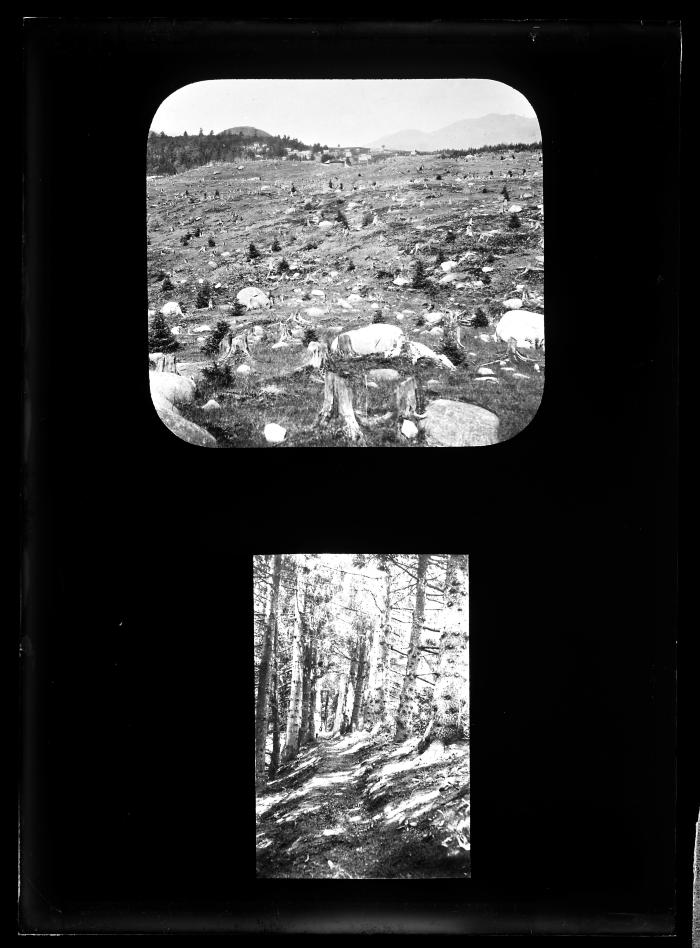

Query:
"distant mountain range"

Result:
[[218, 126, 273, 137], [367, 113, 541, 151]]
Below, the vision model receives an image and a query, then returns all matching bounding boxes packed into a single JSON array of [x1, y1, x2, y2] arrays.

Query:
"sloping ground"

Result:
[[256, 731, 470, 879], [147, 152, 544, 444]]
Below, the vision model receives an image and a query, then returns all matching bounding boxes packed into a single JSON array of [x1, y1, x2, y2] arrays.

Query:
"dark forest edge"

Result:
[[147, 131, 542, 176]]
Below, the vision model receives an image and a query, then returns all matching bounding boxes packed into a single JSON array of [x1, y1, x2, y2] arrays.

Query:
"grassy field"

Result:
[[147, 150, 544, 446]]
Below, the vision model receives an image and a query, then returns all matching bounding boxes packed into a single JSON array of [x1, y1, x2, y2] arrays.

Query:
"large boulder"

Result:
[[330, 324, 405, 358], [160, 301, 183, 318], [149, 371, 196, 408], [236, 287, 271, 310], [422, 399, 500, 446], [367, 368, 400, 384], [154, 403, 217, 447], [494, 310, 545, 349]]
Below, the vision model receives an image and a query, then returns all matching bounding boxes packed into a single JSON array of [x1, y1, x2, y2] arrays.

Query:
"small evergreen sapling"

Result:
[[148, 312, 180, 353]]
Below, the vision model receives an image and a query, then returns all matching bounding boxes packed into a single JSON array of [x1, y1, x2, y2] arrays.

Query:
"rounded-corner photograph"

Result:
[[147, 79, 544, 447]]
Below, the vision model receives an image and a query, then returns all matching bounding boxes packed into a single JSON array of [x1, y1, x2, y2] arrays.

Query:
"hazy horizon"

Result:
[[150, 79, 539, 147]]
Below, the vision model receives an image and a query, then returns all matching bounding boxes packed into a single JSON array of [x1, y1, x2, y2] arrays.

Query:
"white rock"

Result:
[[160, 301, 183, 318], [481, 266, 494, 272], [502, 298, 524, 310], [311, 290, 325, 297], [477, 333, 491, 343], [401, 419, 419, 439], [192, 324, 211, 333], [393, 276, 410, 286], [331, 324, 405, 358], [428, 327, 444, 336], [305, 307, 327, 319], [264, 423, 286, 444], [422, 399, 500, 447], [171, 326, 181, 335], [367, 368, 400, 384], [149, 371, 196, 408], [237, 287, 271, 310], [271, 341, 290, 350], [236, 363, 252, 375], [201, 399, 220, 411], [508, 205, 523, 213], [477, 367, 495, 376], [407, 340, 454, 370], [424, 312, 444, 325], [494, 310, 545, 349], [318, 221, 333, 229]]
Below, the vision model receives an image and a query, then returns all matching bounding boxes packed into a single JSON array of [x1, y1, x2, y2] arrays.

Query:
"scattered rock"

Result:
[[502, 298, 524, 310], [264, 423, 286, 443], [393, 276, 410, 286], [331, 324, 405, 358], [149, 371, 196, 408], [154, 404, 217, 447], [237, 287, 271, 310], [401, 419, 419, 439], [367, 368, 400, 384], [477, 367, 495, 376], [422, 400, 500, 446], [236, 363, 252, 375], [201, 399, 221, 411], [508, 204, 523, 213], [160, 301, 183, 318], [440, 260, 459, 272], [494, 310, 545, 349]]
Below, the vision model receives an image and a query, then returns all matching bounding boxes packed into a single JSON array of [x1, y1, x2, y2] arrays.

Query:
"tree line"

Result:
[[146, 130, 321, 176], [254, 554, 469, 790]]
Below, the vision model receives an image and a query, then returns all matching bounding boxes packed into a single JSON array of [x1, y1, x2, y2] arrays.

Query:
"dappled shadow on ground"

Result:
[[256, 730, 470, 879]]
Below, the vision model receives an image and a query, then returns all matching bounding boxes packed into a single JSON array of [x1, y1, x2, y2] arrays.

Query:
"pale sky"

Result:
[[150, 79, 538, 147]]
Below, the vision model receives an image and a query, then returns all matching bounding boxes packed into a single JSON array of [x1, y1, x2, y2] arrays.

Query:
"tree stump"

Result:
[[317, 372, 364, 442], [307, 341, 328, 371], [396, 377, 422, 419], [151, 353, 178, 373], [217, 331, 250, 363]]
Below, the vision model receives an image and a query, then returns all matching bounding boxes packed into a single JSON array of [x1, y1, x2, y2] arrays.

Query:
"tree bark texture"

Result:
[[254, 554, 282, 788], [422, 555, 469, 752], [282, 557, 309, 762], [317, 372, 364, 442], [394, 553, 429, 741], [268, 618, 281, 780], [349, 631, 368, 731]]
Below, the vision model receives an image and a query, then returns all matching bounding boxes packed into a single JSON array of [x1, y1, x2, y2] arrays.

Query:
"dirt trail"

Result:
[[256, 731, 470, 879]]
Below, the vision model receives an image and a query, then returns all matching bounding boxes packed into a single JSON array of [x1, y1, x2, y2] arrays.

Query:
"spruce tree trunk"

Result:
[[268, 619, 281, 780], [282, 557, 309, 762], [310, 659, 322, 742], [419, 555, 469, 755], [332, 674, 347, 734], [322, 690, 330, 731], [299, 640, 313, 747], [394, 553, 429, 741], [370, 570, 392, 729], [349, 632, 368, 731], [254, 554, 282, 788]]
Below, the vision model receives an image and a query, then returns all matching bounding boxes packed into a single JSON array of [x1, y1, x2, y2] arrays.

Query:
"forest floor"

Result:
[[256, 729, 470, 879]]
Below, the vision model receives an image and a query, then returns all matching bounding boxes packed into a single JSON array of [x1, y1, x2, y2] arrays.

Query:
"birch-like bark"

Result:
[[282, 556, 309, 762], [419, 554, 469, 753], [394, 553, 429, 741], [254, 554, 282, 788]]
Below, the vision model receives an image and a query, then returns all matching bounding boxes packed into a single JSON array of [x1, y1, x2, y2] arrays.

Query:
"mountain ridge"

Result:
[[367, 113, 540, 151]]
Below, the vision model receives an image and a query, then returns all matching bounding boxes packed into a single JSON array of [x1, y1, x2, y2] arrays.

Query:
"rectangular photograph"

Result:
[[254, 554, 470, 879], [147, 79, 544, 447]]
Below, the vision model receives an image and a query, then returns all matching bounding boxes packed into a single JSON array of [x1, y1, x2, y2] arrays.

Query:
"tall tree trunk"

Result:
[[349, 631, 368, 731], [419, 554, 469, 755], [299, 638, 313, 746], [332, 674, 347, 734], [369, 570, 392, 729], [322, 689, 330, 731], [341, 639, 359, 734], [310, 657, 322, 742], [254, 554, 282, 788], [282, 557, 309, 762], [268, 619, 281, 780], [395, 553, 429, 741]]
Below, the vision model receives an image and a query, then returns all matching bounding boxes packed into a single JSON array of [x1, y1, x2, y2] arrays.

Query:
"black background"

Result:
[[22, 19, 680, 936]]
